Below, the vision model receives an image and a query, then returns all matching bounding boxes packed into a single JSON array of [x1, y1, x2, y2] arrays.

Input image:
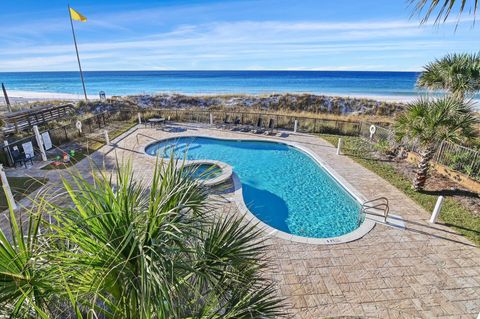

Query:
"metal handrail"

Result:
[[360, 197, 390, 222]]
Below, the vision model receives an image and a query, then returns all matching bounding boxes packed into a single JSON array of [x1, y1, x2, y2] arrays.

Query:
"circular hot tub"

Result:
[[181, 160, 232, 186]]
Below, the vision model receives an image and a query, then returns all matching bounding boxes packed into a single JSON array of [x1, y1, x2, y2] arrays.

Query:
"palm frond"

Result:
[[0, 155, 285, 318], [417, 52, 480, 99], [410, 0, 478, 24], [0, 195, 60, 317], [394, 95, 478, 148]]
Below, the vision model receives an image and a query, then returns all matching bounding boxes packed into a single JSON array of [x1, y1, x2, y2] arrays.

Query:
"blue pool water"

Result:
[[145, 137, 362, 238], [184, 163, 222, 180]]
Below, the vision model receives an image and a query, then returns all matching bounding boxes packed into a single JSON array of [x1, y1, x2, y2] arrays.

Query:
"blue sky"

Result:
[[0, 0, 478, 72]]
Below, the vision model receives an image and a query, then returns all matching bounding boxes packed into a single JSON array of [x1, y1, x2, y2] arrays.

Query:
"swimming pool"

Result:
[[145, 136, 364, 239]]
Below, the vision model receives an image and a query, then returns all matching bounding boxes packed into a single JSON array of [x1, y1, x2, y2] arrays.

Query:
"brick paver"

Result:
[[8, 123, 480, 318]]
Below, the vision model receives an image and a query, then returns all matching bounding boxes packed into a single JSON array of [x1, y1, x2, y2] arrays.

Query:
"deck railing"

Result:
[[434, 140, 480, 180]]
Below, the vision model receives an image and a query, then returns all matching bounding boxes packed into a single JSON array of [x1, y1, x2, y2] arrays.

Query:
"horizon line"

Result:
[[0, 69, 422, 73]]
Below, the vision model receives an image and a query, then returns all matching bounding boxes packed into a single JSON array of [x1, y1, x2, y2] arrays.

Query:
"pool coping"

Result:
[[182, 160, 233, 187], [144, 134, 376, 245]]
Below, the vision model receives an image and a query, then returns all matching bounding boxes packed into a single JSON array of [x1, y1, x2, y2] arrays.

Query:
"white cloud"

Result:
[[0, 19, 430, 55], [0, 53, 114, 70], [0, 16, 478, 71]]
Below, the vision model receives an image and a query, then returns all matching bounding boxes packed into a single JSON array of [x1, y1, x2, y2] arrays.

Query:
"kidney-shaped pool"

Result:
[[146, 136, 364, 239]]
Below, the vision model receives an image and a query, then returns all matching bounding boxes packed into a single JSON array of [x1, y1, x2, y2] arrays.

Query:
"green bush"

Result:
[[0, 158, 285, 318]]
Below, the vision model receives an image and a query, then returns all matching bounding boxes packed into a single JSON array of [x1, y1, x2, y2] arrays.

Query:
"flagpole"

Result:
[[68, 4, 88, 101]]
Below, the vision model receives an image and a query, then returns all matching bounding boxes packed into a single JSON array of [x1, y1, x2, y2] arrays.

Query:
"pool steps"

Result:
[[360, 197, 390, 223]]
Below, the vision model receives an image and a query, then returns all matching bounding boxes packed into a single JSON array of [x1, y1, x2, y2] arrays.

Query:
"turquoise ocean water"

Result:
[[0, 70, 421, 98]]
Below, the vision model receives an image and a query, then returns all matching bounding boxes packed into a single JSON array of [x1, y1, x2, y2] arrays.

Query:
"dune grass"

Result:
[[223, 107, 394, 124], [320, 134, 480, 246]]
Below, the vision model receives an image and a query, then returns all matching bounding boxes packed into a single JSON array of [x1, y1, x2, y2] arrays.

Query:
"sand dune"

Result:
[[1, 89, 417, 104]]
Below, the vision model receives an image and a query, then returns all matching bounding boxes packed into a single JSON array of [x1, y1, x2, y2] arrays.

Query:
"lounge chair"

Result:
[[264, 119, 276, 135], [251, 118, 265, 134], [238, 120, 254, 132], [230, 117, 241, 131], [218, 115, 232, 129]]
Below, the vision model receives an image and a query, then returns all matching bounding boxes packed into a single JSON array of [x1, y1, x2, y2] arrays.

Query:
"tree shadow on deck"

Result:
[[370, 210, 479, 247], [421, 188, 479, 199]]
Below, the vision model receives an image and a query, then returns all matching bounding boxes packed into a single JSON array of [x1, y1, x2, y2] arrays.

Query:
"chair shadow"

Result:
[[162, 125, 187, 133]]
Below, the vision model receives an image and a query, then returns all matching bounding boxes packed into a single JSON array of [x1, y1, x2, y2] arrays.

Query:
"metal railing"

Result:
[[360, 197, 390, 222], [358, 122, 479, 181], [359, 122, 394, 143], [434, 140, 480, 180]]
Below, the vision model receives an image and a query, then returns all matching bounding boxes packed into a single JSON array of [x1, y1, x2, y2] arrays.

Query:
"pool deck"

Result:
[[7, 122, 480, 318]]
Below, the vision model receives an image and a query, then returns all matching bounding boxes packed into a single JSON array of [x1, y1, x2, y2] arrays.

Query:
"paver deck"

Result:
[[7, 123, 480, 318]]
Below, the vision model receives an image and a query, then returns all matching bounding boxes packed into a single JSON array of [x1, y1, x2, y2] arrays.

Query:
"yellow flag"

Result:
[[70, 8, 87, 22]]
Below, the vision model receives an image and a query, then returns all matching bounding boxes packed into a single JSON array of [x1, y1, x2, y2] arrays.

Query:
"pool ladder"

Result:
[[359, 197, 390, 222]]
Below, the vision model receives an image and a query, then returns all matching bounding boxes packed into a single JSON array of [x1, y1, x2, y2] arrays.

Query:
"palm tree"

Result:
[[395, 96, 478, 191], [417, 52, 480, 100], [0, 158, 285, 318], [410, 0, 478, 23]]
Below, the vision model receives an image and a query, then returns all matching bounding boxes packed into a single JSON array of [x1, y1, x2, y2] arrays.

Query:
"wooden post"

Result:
[[3, 141, 12, 166], [33, 125, 48, 161], [1, 83, 12, 113], [104, 130, 110, 145], [337, 138, 342, 155], [138, 112, 142, 124], [0, 164, 17, 210]]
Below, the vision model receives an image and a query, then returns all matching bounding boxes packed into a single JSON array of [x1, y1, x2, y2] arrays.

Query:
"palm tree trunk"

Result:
[[413, 146, 436, 191]]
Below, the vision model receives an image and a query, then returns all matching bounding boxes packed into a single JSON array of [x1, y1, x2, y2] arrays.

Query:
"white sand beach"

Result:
[[1, 89, 417, 105], [3, 90, 100, 104]]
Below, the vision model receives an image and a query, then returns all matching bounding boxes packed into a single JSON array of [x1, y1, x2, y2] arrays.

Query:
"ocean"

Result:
[[0, 70, 422, 98]]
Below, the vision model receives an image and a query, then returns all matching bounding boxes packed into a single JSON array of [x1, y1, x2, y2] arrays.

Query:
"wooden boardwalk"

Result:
[[1, 104, 74, 134]]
